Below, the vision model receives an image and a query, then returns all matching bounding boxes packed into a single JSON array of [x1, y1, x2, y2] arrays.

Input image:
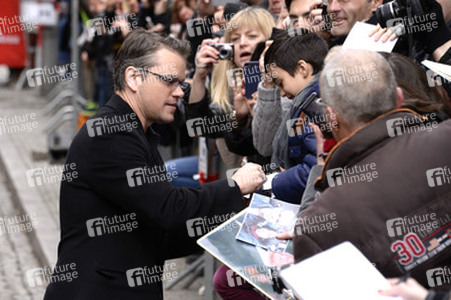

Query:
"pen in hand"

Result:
[[395, 272, 410, 285]]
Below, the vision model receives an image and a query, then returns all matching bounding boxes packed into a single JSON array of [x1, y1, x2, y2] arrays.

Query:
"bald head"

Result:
[[320, 48, 397, 130]]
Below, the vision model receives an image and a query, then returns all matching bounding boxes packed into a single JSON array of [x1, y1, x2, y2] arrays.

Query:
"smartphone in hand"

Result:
[[243, 61, 261, 99]]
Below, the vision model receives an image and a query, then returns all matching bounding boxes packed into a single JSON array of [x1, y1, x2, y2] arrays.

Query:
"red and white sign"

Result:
[[0, 0, 26, 68]]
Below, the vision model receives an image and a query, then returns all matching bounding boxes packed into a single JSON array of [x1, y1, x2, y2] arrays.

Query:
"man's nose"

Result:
[[328, 0, 341, 13], [173, 85, 185, 98]]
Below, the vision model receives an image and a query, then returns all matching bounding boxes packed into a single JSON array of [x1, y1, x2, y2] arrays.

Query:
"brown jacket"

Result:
[[293, 109, 451, 288]]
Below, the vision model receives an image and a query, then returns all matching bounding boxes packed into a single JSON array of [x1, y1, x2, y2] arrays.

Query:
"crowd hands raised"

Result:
[[74, 0, 451, 298]]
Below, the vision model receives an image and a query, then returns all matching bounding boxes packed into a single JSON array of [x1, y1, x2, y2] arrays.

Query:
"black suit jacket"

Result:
[[44, 94, 244, 299]]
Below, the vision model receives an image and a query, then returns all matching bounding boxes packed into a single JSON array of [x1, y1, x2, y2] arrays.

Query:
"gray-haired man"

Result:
[[294, 48, 451, 288]]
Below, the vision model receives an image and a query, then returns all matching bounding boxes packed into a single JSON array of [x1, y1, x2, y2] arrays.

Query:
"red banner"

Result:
[[0, 0, 26, 68]]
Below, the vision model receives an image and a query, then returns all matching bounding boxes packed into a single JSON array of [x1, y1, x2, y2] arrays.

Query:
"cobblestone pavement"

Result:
[[0, 169, 46, 299]]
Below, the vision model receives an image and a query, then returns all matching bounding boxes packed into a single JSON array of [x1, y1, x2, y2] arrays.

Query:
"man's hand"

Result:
[[276, 231, 294, 240], [307, 0, 331, 40], [231, 163, 266, 194], [369, 24, 398, 43], [378, 278, 428, 300]]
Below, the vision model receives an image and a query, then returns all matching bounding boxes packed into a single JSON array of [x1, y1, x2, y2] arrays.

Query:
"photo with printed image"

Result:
[[197, 209, 292, 300], [236, 194, 299, 251]]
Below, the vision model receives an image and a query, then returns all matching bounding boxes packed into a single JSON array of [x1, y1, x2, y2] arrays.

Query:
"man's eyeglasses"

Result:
[[136, 68, 189, 93]]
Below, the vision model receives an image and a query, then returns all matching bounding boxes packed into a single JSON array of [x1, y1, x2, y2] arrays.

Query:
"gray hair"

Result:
[[113, 29, 190, 91], [319, 47, 397, 129]]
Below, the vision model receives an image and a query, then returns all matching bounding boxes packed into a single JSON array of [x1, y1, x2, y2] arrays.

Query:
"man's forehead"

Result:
[[290, 0, 316, 16], [152, 49, 186, 70]]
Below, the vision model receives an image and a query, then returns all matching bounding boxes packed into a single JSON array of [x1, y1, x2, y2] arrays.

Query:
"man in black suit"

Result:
[[44, 29, 265, 299]]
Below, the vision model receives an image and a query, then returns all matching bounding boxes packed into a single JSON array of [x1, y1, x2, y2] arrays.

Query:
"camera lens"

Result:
[[375, 1, 397, 27], [219, 47, 232, 60]]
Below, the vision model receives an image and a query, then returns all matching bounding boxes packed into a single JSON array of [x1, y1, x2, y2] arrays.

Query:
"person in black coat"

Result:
[[43, 29, 266, 300]]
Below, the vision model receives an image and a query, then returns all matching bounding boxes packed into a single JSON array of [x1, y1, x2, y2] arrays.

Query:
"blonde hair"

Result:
[[211, 8, 275, 113]]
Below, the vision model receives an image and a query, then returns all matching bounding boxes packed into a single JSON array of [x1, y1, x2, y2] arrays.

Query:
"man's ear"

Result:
[[326, 106, 340, 136], [326, 106, 338, 127], [396, 87, 404, 108], [371, 0, 383, 12], [297, 60, 313, 78], [125, 66, 141, 93]]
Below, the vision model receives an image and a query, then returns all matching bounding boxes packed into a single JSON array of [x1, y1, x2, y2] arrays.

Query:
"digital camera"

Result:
[[209, 43, 234, 60], [376, 0, 424, 27]]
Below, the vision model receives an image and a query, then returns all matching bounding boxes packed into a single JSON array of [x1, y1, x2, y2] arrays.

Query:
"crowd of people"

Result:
[[47, 0, 451, 299]]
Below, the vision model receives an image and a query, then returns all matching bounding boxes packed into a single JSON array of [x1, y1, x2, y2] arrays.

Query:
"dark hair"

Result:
[[250, 41, 267, 61], [264, 32, 329, 76], [379, 52, 451, 117], [113, 29, 190, 91]]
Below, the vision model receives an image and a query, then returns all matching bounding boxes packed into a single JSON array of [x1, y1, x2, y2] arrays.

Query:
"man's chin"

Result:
[[159, 117, 174, 124], [152, 114, 175, 125], [331, 24, 351, 37]]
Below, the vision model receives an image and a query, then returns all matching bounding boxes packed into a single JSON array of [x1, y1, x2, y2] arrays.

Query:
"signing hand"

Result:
[[378, 278, 428, 300]]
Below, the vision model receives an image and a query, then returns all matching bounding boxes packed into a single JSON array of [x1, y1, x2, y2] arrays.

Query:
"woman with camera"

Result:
[[186, 8, 275, 169]]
